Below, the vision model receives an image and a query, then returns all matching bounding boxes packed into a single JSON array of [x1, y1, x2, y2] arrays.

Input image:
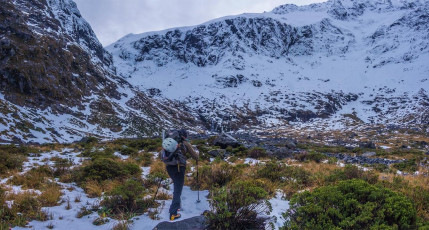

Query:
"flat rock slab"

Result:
[[152, 215, 207, 230]]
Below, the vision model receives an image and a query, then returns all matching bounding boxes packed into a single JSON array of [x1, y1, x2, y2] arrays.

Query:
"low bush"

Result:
[[256, 162, 312, 186], [77, 158, 141, 183], [256, 161, 284, 182], [81, 148, 115, 160], [119, 147, 138, 156], [101, 179, 156, 217], [133, 152, 153, 166], [379, 177, 429, 221], [192, 162, 237, 189], [207, 180, 271, 230], [393, 159, 418, 173], [225, 145, 248, 157], [282, 179, 417, 230], [0, 152, 25, 175], [324, 165, 378, 185], [246, 147, 267, 159], [113, 138, 161, 152], [294, 152, 326, 163]]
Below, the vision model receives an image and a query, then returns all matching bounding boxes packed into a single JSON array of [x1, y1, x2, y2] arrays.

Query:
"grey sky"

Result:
[[74, 0, 327, 47]]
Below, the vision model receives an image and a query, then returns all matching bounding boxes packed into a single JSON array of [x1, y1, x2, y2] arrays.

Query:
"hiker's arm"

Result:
[[183, 141, 199, 160]]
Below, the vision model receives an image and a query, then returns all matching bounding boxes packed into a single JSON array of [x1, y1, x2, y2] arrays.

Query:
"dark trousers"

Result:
[[166, 165, 186, 215]]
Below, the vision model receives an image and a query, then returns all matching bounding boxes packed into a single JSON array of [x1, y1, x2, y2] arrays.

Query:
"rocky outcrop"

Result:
[[0, 0, 203, 143]]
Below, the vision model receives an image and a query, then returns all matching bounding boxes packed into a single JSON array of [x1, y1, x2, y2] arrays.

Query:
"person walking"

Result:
[[160, 129, 199, 221]]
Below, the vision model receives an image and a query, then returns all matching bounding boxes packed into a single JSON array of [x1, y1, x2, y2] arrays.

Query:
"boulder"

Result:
[[208, 149, 227, 158], [153, 216, 207, 230], [11, 136, 23, 144], [359, 141, 376, 149], [284, 139, 297, 149], [362, 152, 376, 157], [212, 134, 240, 149]]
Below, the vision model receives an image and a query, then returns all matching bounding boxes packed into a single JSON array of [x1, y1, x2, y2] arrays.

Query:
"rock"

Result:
[[153, 216, 207, 230], [208, 149, 227, 158], [11, 136, 23, 144], [212, 134, 240, 149], [362, 152, 376, 157], [359, 141, 376, 149], [284, 139, 297, 149], [349, 132, 358, 139]]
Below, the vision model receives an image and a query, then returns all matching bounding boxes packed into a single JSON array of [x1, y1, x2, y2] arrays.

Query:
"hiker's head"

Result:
[[166, 129, 188, 143], [162, 138, 178, 153]]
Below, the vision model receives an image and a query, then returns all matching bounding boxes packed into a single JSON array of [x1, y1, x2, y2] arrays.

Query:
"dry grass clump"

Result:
[[112, 220, 130, 230], [149, 160, 166, 175], [38, 183, 62, 206], [9, 165, 54, 189], [84, 180, 103, 198], [190, 162, 238, 190], [6, 191, 51, 226], [154, 191, 172, 200]]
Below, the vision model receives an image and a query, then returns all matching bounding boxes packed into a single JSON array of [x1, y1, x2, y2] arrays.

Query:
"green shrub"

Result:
[[294, 152, 327, 163], [282, 179, 417, 230], [193, 162, 237, 189], [283, 166, 312, 186], [246, 147, 267, 159], [120, 147, 138, 155], [0, 152, 25, 175], [133, 152, 153, 167], [114, 138, 161, 152], [81, 148, 115, 160], [0, 145, 40, 155], [256, 161, 284, 182], [207, 180, 270, 230], [393, 159, 418, 173], [256, 162, 312, 186], [101, 179, 155, 216], [78, 158, 141, 183], [325, 165, 378, 184]]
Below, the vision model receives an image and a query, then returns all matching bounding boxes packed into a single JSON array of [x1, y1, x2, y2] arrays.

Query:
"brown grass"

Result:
[[84, 180, 103, 198], [149, 160, 166, 175], [155, 191, 172, 200], [39, 183, 62, 206]]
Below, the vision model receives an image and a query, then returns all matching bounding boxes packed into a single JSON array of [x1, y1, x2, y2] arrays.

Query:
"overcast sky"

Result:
[[74, 0, 327, 47]]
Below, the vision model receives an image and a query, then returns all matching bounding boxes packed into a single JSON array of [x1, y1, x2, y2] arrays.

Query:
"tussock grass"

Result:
[[38, 183, 62, 206]]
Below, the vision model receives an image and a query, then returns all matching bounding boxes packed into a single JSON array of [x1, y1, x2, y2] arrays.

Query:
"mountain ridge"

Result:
[[107, 0, 429, 132], [0, 0, 202, 144]]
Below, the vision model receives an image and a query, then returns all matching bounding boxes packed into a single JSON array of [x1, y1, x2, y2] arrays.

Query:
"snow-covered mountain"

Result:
[[108, 0, 429, 132], [0, 0, 201, 143]]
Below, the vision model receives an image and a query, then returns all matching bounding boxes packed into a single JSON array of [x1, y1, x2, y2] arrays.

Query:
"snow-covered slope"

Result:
[[0, 0, 202, 143], [108, 0, 429, 132]]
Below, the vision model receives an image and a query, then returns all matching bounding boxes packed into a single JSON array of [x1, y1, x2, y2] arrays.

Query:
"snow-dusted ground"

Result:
[[1, 149, 291, 230]]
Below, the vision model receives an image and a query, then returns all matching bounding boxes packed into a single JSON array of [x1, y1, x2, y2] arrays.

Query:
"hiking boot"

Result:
[[170, 213, 181, 221]]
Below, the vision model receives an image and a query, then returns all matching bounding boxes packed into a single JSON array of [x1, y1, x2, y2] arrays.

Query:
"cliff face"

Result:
[[0, 0, 119, 109], [0, 0, 201, 143], [108, 0, 429, 132]]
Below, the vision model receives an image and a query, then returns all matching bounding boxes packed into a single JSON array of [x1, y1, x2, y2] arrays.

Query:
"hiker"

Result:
[[160, 129, 199, 221]]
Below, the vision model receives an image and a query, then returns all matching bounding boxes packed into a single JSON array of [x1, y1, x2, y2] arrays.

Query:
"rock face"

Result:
[[0, 0, 202, 143], [212, 134, 240, 149], [153, 216, 207, 230], [108, 0, 429, 132]]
